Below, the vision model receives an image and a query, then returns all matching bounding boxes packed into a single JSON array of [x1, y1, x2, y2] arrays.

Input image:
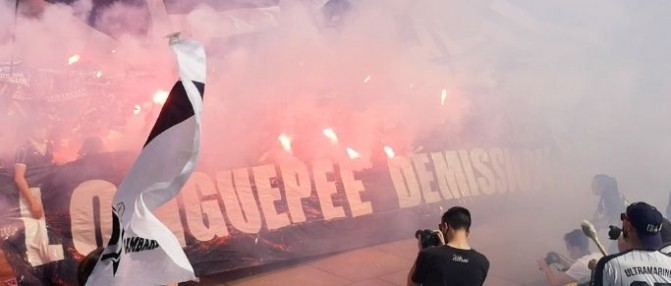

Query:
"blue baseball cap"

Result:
[[624, 202, 663, 249]]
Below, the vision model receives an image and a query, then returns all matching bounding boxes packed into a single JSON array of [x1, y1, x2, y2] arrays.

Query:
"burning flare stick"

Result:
[[441, 89, 447, 106], [278, 134, 292, 154], [68, 54, 81, 65], [383, 146, 395, 158], [323, 128, 338, 144], [346, 147, 360, 159]]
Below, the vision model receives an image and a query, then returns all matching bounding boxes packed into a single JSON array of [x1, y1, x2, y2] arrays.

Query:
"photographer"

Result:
[[593, 202, 671, 285], [536, 229, 601, 286], [407, 206, 489, 286]]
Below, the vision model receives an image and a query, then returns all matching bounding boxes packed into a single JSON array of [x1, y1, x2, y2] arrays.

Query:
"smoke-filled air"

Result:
[[1, 0, 671, 285]]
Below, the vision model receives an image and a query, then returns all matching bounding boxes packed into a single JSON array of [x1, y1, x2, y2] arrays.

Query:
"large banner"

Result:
[[0, 146, 550, 285]]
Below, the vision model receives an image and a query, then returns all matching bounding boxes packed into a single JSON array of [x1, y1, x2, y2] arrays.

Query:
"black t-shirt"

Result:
[[13, 141, 54, 188], [412, 245, 489, 286]]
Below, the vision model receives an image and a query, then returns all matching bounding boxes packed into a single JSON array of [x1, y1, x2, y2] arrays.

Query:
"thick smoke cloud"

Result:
[[2, 0, 671, 280]]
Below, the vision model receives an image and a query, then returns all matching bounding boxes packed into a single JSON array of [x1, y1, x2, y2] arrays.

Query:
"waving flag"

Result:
[[85, 34, 206, 286]]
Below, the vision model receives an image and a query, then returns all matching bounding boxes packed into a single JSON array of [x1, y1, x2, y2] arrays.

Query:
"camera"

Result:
[[545, 251, 560, 265], [415, 229, 442, 249], [544, 251, 568, 271], [608, 225, 622, 240]]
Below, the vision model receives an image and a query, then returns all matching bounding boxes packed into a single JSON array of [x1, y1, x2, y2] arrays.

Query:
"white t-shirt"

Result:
[[565, 252, 603, 284], [661, 244, 671, 254], [593, 249, 671, 286]]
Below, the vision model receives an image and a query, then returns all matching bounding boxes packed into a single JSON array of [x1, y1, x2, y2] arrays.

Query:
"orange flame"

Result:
[[278, 133, 293, 154], [152, 90, 169, 105], [322, 128, 338, 144], [68, 54, 81, 65], [383, 146, 395, 158], [346, 147, 360, 159], [441, 89, 447, 106]]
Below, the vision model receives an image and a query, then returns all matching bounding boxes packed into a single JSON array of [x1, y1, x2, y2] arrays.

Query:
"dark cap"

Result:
[[625, 202, 664, 249]]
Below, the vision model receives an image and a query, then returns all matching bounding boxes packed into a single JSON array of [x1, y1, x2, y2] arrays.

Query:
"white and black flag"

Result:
[[86, 35, 206, 285]]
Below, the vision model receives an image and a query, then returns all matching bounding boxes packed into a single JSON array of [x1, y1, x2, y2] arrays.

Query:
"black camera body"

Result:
[[608, 225, 622, 240], [415, 229, 442, 249], [545, 251, 568, 271]]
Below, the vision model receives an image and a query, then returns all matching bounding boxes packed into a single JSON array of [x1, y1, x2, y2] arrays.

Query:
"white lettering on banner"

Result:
[[339, 164, 373, 217], [504, 148, 530, 192], [20, 188, 64, 266], [489, 148, 508, 193], [388, 156, 422, 208], [387, 148, 551, 207], [459, 150, 481, 197], [64, 147, 551, 248], [216, 169, 262, 234], [444, 151, 472, 197], [182, 172, 229, 241], [411, 154, 441, 203], [253, 165, 291, 230], [430, 152, 463, 199], [312, 160, 346, 220], [279, 162, 312, 224], [469, 149, 496, 195], [70, 180, 115, 256]]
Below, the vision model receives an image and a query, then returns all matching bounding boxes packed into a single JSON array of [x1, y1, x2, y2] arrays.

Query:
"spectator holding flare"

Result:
[[407, 206, 489, 286], [537, 229, 602, 286], [593, 202, 671, 285]]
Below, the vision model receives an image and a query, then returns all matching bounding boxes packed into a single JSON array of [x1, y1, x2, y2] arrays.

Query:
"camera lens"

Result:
[[608, 225, 622, 240]]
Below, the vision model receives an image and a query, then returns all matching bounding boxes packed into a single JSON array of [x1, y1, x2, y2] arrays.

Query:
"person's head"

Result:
[[564, 229, 589, 259], [621, 202, 664, 250], [439, 206, 471, 241], [591, 174, 618, 196], [78, 247, 103, 286]]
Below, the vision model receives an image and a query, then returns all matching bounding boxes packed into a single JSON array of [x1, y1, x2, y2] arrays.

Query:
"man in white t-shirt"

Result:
[[593, 202, 671, 286], [537, 229, 602, 285]]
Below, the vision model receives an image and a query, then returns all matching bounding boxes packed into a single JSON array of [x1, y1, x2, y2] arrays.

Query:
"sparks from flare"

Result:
[[68, 54, 80, 65], [441, 89, 447, 106], [346, 147, 360, 159], [383, 146, 395, 158], [153, 90, 169, 105], [363, 75, 372, 83], [323, 128, 339, 144], [278, 133, 293, 154]]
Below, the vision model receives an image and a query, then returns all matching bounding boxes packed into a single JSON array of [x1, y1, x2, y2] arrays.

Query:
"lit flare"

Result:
[[278, 133, 293, 154], [68, 54, 81, 65], [383, 146, 395, 158], [346, 147, 360, 159], [441, 89, 447, 106], [323, 128, 339, 144], [153, 90, 169, 105]]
